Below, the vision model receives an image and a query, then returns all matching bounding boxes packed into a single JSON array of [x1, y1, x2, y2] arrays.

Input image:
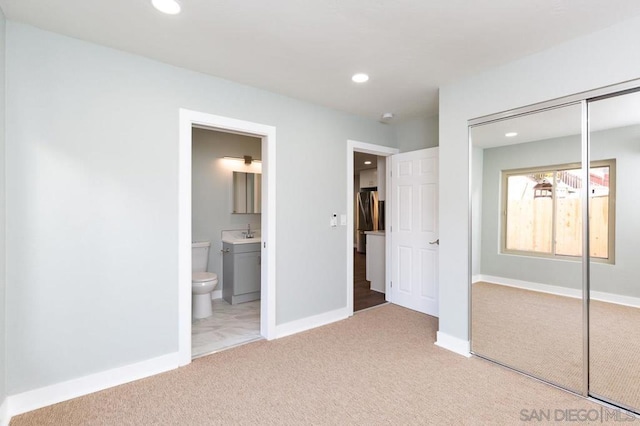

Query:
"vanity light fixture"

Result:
[[223, 156, 262, 164], [364, 161, 372, 165], [151, 0, 181, 15], [505, 132, 518, 137], [352, 73, 369, 83]]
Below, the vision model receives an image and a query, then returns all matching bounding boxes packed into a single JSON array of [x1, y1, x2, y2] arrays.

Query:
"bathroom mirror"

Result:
[[470, 103, 584, 393], [232, 171, 261, 214]]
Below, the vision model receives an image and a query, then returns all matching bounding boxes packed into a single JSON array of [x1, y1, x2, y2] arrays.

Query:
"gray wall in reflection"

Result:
[[471, 146, 484, 277]]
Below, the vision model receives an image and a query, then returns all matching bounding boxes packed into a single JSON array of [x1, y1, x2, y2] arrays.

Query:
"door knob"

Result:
[[429, 239, 439, 245]]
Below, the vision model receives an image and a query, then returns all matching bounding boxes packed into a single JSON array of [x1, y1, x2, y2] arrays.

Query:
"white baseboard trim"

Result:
[[476, 274, 581, 299], [274, 307, 349, 339], [0, 397, 9, 426], [7, 352, 180, 418], [435, 331, 471, 357], [592, 290, 640, 309], [476, 274, 640, 308]]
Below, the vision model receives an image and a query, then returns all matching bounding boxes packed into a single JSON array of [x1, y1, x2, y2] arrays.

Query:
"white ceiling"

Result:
[[3, 0, 640, 120]]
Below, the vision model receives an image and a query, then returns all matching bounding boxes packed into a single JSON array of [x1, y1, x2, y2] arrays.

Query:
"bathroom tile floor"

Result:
[[191, 298, 262, 359]]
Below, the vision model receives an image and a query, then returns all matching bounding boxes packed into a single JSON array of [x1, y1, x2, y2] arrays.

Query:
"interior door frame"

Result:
[[346, 140, 398, 316], [178, 109, 277, 366]]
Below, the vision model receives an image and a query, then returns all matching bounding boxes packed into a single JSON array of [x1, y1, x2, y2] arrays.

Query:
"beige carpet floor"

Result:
[[11, 304, 625, 425], [472, 282, 640, 412]]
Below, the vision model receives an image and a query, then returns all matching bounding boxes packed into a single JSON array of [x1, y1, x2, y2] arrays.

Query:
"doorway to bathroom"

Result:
[[191, 127, 263, 358], [178, 109, 276, 366]]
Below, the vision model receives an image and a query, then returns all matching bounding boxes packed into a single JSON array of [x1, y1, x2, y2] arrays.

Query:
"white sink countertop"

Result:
[[364, 230, 386, 236], [222, 229, 261, 245]]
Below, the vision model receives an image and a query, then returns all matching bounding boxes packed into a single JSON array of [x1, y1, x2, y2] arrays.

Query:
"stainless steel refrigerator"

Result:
[[356, 189, 379, 253]]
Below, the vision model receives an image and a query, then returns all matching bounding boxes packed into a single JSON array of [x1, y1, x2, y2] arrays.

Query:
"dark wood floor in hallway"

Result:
[[353, 248, 386, 311]]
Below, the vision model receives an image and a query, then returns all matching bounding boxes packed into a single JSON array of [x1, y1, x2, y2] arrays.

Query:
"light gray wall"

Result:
[[477, 125, 640, 297], [5, 23, 394, 394], [439, 14, 640, 342], [591, 124, 640, 296], [0, 7, 6, 405], [393, 115, 438, 152], [192, 128, 261, 287]]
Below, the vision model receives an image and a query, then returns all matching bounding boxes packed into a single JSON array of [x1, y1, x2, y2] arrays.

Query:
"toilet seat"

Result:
[[192, 272, 218, 283]]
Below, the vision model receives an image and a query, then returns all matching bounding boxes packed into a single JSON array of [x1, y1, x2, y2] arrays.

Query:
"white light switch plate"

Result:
[[330, 213, 338, 227], [340, 214, 347, 226]]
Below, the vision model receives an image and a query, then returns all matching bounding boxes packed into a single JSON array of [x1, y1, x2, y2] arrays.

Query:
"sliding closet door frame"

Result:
[[585, 87, 640, 413], [581, 100, 590, 398], [468, 77, 640, 402], [468, 78, 640, 127], [468, 102, 584, 394]]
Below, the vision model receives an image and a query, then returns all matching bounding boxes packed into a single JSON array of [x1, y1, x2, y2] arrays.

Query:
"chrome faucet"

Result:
[[243, 223, 254, 239]]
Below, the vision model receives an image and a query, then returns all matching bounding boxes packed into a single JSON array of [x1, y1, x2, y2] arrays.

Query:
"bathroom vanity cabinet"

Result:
[[222, 241, 261, 304]]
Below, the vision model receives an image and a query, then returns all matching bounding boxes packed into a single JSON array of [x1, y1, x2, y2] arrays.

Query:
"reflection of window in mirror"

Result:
[[501, 159, 615, 262]]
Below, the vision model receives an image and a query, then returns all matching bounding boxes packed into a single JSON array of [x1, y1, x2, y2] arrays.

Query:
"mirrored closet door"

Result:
[[588, 90, 640, 412], [470, 85, 640, 414], [470, 103, 585, 393]]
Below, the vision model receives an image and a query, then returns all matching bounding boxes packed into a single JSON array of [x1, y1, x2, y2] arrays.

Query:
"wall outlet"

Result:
[[330, 213, 338, 227]]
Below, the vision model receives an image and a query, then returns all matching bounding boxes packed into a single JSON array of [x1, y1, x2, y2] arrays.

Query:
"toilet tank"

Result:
[[192, 241, 211, 272]]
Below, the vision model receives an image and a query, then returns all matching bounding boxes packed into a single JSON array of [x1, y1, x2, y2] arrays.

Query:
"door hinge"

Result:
[[390, 281, 393, 288]]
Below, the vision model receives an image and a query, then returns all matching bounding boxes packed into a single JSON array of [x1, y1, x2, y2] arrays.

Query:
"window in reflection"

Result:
[[504, 170, 554, 253], [502, 161, 614, 260]]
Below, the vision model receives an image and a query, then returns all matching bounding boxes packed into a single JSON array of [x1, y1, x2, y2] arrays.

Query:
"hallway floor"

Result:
[[354, 249, 387, 312]]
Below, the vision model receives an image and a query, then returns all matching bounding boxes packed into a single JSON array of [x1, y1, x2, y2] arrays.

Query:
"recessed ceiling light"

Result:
[[505, 132, 518, 137], [352, 73, 369, 83], [152, 0, 181, 14], [364, 161, 372, 165]]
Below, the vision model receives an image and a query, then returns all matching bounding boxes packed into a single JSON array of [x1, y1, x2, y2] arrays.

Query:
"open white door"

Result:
[[389, 147, 439, 316]]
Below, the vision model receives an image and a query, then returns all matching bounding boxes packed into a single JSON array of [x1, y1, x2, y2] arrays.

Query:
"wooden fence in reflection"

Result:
[[506, 196, 609, 258]]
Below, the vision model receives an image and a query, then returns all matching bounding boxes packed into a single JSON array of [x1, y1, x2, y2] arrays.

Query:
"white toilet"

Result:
[[192, 241, 218, 319]]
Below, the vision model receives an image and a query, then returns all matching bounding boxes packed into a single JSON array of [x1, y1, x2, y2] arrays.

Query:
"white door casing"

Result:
[[389, 147, 439, 316], [346, 140, 398, 316], [179, 109, 277, 366]]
